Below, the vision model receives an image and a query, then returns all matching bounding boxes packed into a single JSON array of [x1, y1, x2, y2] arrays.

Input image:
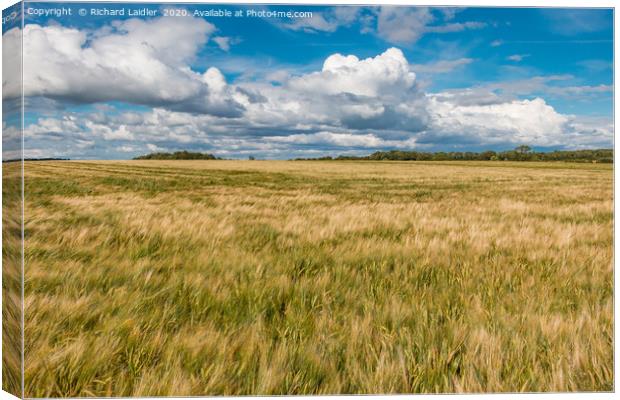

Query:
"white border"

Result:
[[0, 1, 615, 399]]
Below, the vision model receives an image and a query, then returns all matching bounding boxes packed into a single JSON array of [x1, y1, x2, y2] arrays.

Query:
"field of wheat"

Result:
[[2, 161, 23, 397], [19, 160, 612, 396]]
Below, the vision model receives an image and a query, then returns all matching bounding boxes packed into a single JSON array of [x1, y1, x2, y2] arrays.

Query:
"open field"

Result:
[[22, 160, 612, 396], [3, 161, 23, 397]]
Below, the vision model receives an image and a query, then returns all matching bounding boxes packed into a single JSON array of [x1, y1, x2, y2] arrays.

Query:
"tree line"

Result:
[[133, 147, 613, 163], [134, 151, 220, 160], [294, 146, 613, 163]]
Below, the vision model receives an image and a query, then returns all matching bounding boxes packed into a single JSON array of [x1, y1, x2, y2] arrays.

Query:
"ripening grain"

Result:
[[23, 160, 612, 396]]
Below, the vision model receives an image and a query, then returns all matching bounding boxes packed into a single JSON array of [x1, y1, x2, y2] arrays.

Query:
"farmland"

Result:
[[22, 160, 612, 396]]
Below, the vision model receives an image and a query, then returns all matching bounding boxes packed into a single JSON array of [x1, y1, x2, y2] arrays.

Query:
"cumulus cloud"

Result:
[[249, 48, 430, 134], [2, 24, 21, 100], [20, 45, 430, 157], [23, 85, 612, 159], [425, 95, 611, 148], [428, 96, 567, 141], [8, 19, 611, 159], [266, 131, 388, 148], [146, 143, 167, 152], [288, 48, 416, 97], [3, 16, 247, 117], [2, 122, 22, 161]]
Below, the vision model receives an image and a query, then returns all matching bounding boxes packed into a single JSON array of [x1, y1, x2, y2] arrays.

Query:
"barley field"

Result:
[[2, 161, 23, 397], [21, 160, 612, 396]]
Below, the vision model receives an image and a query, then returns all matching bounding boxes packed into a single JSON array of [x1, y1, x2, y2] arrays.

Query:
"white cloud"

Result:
[[277, 7, 485, 45], [375, 7, 434, 44], [116, 145, 140, 153], [266, 131, 386, 147], [265, 70, 291, 83], [288, 47, 416, 97], [212, 36, 231, 51], [212, 36, 240, 52], [428, 96, 568, 141], [4, 16, 246, 117], [2, 122, 22, 161], [146, 143, 167, 152], [374, 7, 486, 44], [438, 7, 461, 21], [490, 39, 502, 47], [28, 116, 80, 136], [507, 54, 530, 62], [2, 26, 21, 100], [12, 26, 611, 159], [411, 58, 473, 74], [426, 95, 612, 148], [104, 125, 135, 141]]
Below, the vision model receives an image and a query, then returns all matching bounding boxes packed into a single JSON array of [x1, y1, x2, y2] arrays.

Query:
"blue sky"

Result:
[[2, 4, 614, 159]]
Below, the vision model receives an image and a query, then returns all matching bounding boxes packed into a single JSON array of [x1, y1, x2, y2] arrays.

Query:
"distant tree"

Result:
[[249, 156, 256, 160], [515, 145, 532, 154], [134, 151, 218, 160], [480, 151, 497, 160]]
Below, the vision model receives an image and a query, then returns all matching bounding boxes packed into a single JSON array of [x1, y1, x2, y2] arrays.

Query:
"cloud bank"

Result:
[[1, 14, 612, 159]]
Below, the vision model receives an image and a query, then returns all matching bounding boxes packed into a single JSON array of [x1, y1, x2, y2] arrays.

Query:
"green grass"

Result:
[[19, 160, 613, 396]]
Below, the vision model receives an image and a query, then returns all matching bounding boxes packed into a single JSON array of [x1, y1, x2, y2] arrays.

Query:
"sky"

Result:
[[1, 3, 614, 159]]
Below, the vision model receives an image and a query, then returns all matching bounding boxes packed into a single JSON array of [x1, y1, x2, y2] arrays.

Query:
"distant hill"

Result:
[[294, 147, 613, 163], [134, 151, 220, 160]]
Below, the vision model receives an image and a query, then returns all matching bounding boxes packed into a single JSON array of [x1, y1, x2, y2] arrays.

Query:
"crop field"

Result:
[[21, 160, 612, 396], [2, 161, 23, 396]]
